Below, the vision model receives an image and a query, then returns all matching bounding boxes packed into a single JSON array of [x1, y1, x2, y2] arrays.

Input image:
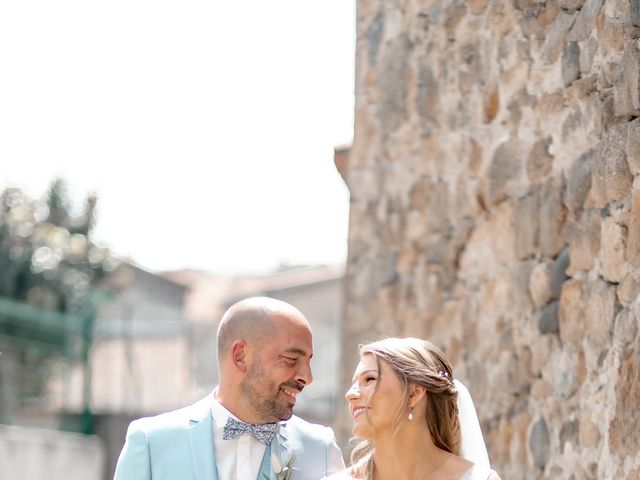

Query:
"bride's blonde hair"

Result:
[[349, 337, 460, 479]]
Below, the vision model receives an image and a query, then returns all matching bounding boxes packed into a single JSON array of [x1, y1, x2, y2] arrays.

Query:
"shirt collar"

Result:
[[210, 389, 240, 431], [209, 388, 287, 432]]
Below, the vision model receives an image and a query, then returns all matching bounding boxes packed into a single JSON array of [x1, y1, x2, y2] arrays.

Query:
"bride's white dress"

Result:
[[460, 464, 498, 479], [323, 464, 497, 480]]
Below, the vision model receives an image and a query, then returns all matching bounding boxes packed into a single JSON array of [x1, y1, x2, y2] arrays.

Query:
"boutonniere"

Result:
[[267, 452, 296, 480]]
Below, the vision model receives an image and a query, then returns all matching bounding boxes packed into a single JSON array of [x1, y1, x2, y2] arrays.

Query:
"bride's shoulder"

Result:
[[459, 464, 501, 480]]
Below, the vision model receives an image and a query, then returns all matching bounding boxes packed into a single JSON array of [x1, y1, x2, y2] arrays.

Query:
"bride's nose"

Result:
[[345, 382, 360, 400]]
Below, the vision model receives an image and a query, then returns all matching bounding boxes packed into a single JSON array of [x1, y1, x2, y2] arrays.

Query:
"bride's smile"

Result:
[[346, 353, 408, 439]]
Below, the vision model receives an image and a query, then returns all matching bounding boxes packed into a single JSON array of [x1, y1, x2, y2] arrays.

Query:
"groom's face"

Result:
[[240, 313, 313, 423]]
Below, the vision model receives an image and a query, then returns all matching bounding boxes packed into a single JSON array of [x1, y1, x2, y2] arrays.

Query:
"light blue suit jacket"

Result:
[[114, 396, 345, 480]]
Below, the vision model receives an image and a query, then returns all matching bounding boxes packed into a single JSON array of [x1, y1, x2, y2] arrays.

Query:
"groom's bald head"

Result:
[[216, 296, 308, 365]]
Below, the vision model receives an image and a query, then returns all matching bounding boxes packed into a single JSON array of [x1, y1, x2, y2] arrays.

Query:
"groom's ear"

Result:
[[408, 384, 427, 407], [230, 340, 251, 374]]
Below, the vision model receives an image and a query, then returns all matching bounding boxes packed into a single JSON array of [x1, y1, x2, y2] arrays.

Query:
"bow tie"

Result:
[[222, 417, 278, 445]]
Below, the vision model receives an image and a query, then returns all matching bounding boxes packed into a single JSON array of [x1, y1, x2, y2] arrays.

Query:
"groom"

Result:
[[113, 296, 345, 480]]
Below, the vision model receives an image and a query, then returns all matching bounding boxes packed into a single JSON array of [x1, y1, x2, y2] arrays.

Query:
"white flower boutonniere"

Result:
[[268, 452, 296, 480]]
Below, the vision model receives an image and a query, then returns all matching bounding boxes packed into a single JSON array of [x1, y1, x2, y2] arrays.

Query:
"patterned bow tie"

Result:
[[222, 417, 278, 445]]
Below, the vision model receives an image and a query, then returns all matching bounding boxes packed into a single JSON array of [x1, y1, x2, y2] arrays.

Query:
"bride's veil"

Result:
[[454, 379, 491, 468]]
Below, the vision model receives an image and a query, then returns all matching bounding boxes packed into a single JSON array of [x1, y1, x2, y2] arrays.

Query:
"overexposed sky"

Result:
[[0, 1, 354, 274]]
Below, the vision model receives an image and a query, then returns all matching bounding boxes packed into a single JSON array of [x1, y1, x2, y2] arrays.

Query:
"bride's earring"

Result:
[[408, 407, 414, 421]]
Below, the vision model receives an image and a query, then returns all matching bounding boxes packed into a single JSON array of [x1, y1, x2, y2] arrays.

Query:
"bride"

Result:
[[327, 337, 501, 480]]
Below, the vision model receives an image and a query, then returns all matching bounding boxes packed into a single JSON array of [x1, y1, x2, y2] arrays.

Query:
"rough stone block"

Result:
[[625, 466, 640, 480], [483, 88, 500, 124], [559, 419, 579, 453], [599, 217, 627, 283], [559, 278, 585, 350], [539, 300, 560, 333], [366, 11, 385, 66], [416, 58, 440, 130], [532, 378, 552, 397], [463, 46, 485, 96], [543, 11, 578, 62], [585, 278, 618, 350], [562, 41, 581, 87], [488, 139, 524, 205], [591, 135, 632, 208], [539, 178, 568, 258], [579, 414, 601, 448], [409, 178, 432, 209], [566, 209, 601, 273], [614, 41, 640, 117], [530, 261, 552, 308], [561, 106, 585, 140], [519, 4, 548, 39], [565, 151, 594, 213], [515, 192, 539, 259], [514, 260, 536, 313], [631, 0, 640, 29], [579, 35, 597, 75], [617, 274, 640, 307], [553, 350, 583, 398], [613, 309, 638, 348], [608, 348, 640, 452], [468, 0, 489, 14], [530, 335, 553, 375], [626, 190, 640, 266], [568, 0, 604, 42], [601, 1, 626, 51], [529, 417, 551, 470], [443, 1, 467, 40], [377, 35, 411, 133], [459, 201, 517, 277], [550, 249, 570, 299], [423, 181, 450, 233], [527, 137, 553, 184], [537, 92, 564, 117], [626, 118, 640, 174], [560, 0, 586, 9], [373, 250, 399, 288]]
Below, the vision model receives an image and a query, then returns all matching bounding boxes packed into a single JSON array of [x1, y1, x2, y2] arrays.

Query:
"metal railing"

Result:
[[0, 296, 94, 433]]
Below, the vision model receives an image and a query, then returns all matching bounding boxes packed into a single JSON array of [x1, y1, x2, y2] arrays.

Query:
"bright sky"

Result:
[[0, 1, 354, 275]]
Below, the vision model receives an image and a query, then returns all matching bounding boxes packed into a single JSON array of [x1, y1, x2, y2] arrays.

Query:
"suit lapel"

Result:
[[276, 422, 298, 480], [276, 423, 291, 471], [188, 396, 218, 480]]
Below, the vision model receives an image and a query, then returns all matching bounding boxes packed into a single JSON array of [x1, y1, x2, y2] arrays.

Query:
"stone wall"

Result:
[[340, 1, 640, 478]]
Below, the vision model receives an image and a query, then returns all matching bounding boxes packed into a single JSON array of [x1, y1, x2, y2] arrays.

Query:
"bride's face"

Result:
[[345, 353, 405, 440]]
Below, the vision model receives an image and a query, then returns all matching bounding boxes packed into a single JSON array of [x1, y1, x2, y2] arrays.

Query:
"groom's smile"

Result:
[[280, 384, 302, 405]]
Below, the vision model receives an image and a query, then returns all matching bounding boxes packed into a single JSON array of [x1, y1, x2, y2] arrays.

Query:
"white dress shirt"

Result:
[[211, 394, 268, 480]]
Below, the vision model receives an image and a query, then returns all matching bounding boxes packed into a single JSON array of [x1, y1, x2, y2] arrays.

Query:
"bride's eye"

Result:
[[364, 376, 376, 383]]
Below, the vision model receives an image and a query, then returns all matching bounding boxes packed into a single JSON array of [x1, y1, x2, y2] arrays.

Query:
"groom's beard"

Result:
[[240, 359, 299, 422]]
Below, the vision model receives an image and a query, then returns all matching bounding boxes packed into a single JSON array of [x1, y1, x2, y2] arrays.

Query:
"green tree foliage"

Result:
[[0, 178, 115, 352]]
